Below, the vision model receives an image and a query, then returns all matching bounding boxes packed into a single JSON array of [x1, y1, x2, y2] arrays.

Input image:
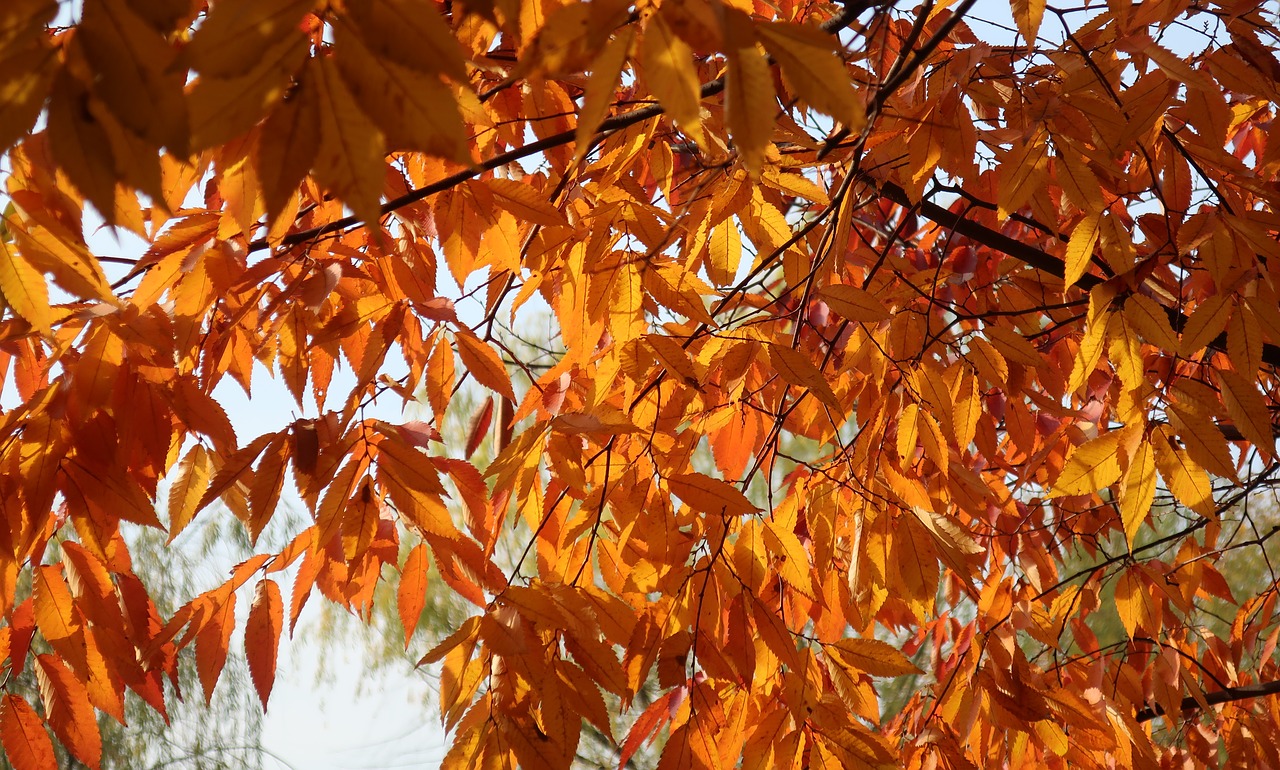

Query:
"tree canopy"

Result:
[[2, 0, 1280, 767]]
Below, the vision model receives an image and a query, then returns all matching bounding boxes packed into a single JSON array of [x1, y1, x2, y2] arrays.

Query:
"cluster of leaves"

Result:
[[2, 0, 1280, 768]]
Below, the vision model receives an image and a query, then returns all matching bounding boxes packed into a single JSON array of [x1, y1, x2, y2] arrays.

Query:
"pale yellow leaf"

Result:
[[1049, 428, 1127, 497], [0, 238, 51, 335], [1120, 438, 1156, 547], [1063, 212, 1100, 286], [816, 284, 891, 322]]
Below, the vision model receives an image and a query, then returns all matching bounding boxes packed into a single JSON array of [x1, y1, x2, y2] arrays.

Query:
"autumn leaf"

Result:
[[756, 21, 863, 133], [1049, 428, 1130, 497], [642, 12, 706, 147], [668, 472, 759, 516], [0, 237, 51, 335], [35, 655, 102, 770], [312, 56, 387, 224], [398, 543, 430, 647], [0, 695, 56, 770], [723, 10, 775, 176], [455, 331, 516, 401], [245, 579, 283, 710]]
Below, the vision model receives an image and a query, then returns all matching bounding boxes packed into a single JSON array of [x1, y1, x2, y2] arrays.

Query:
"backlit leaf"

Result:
[[245, 579, 283, 710]]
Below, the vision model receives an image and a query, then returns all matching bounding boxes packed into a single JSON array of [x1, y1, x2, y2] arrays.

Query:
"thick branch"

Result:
[[1135, 679, 1280, 723], [873, 179, 1280, 373]]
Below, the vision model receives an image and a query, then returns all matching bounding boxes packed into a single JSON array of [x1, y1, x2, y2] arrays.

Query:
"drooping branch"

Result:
[[1135, 679, 1280, 723]]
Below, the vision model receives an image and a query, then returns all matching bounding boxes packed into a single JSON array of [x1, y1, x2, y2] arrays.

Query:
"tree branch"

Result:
[[1135, 679, 1280, 723], [872, 179, 1280, 373]]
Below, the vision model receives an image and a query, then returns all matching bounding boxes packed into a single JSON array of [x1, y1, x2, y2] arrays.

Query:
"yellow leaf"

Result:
[[1227, 303, 1263, 376], [1151, 424, 1215, 517], [756, 21, 863, 132], [0, 238, 51, 335], [312, 56, 387, 224], [667, 472, 759, 516], [1010, 0, 1046, 43], [897, 403, 920, 460], [1067, 311, 1109, 394], [1120, 438, 1156, 547], [1063, 212, 1100, 286], [1049, 428, 1128, 497], [1054, 148, 1105, 214], [334, 23, 470, 162], [8, 209, 113, 304], [1218, 368, 1276, 454], [1123, 293, 1179, 351], [984, 324, 1044, 367], [646, 334, 700, 385], [484, 178, 566, 227], [724, 11, 774, 177], [0, 34, 56, 153], [1113, 569, 1155, 639], [966, 336, 1009, 388], [1167, 403, 1237, 480], [642, 12, 705, 147], [828, 637, 920, 677], [996, 127, 1048, 219], [816, 284, 891, 322], [768, 343, 842, 411], [575, 28, 633, 165], [454, 331, 515, 401], [909, 505, 982, 581], [1178, 295, 1231, 357], [188, 32, 308, 152], [340, 0, 469, 81], [46, 73, 118, 224], [185, 0, 314, 79], [707, 219, 742, 286], [764, 520, 814, 598], [168, 444, 212, 542]]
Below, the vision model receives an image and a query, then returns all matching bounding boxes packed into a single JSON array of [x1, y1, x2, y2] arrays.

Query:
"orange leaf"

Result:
[[195, 594, 237, 705], [245, 579, 284, 710], [35, 654, 101, 769], [0, 695, 56, 770], [454, 331, 515, 401], [398, 543, 430, 648], [828, 637, 921, 677], [668, 472, 760, 516]]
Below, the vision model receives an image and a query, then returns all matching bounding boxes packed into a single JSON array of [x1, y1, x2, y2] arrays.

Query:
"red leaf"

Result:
[[464, 397, 494, 460]]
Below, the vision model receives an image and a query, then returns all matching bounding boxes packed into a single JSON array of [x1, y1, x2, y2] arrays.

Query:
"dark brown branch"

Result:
[[1135, 679, 1280, 723], [872, 179, 1280, 373]]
